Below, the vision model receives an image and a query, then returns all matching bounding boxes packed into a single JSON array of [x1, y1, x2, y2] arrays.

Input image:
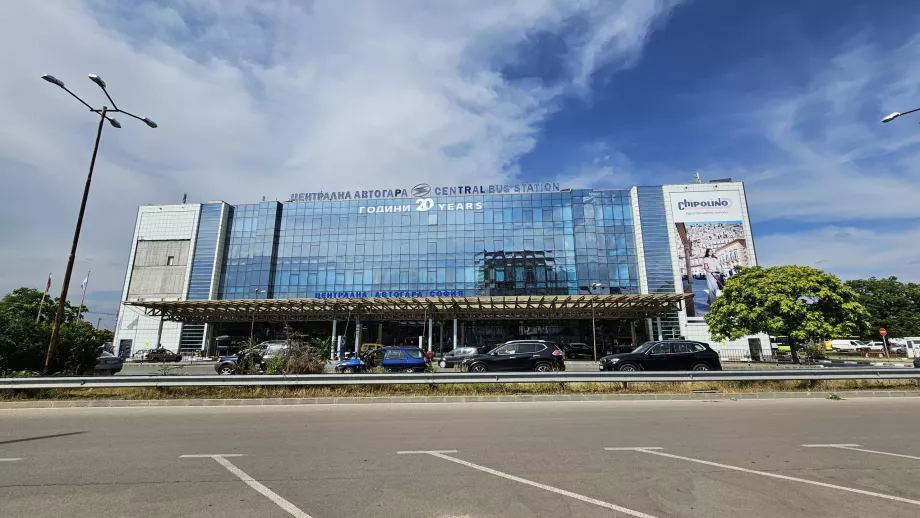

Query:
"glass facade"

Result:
[[186, 203, 223, 300], [214, 189, 639, 299]]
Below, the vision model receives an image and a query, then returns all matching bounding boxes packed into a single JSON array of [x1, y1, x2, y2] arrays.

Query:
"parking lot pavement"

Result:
[[2, 398, 920, 517]]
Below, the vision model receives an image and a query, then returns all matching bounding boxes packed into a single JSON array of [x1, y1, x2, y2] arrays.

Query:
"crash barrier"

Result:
[[1, 369, 919, 390]]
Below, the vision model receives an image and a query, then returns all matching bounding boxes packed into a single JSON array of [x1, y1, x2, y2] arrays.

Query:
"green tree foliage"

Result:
[[0, 287, 105, 375], [844, 277, 920, 339], [706, 266, 870, 363]]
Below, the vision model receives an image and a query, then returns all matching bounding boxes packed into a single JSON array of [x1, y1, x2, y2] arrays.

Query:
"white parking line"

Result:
[[606, 447, 920, 507], [802, 444, 920, 461], [181, 454, 312, 518], [400, 450, 659, 518], [0, 458, 23, 462]]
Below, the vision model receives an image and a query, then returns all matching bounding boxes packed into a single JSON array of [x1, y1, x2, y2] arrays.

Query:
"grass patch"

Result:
[[2, 378, 919, 401]]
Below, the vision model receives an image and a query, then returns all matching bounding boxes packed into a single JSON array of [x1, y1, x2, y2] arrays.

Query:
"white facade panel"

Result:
[[114, 204, 201, 356]]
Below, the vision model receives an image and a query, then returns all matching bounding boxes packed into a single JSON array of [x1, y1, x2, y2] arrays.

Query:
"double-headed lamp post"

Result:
[[589, 282, 605, 362], [881, 107, 920, 123], [40, 74, 157, 375]]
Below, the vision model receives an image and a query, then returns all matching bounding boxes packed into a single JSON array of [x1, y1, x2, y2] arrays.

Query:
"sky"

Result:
[[1, 0, 919, 328]]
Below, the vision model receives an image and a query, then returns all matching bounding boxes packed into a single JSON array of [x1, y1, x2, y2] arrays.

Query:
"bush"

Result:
[[233, 346, 264, 375]]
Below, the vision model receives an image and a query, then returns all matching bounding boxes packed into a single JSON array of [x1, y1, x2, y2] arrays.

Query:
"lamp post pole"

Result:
[[252, 289, 266, 346], [40, 73, 157, 375], [43, 107, 106, 374], [589, 282, 605, 362]]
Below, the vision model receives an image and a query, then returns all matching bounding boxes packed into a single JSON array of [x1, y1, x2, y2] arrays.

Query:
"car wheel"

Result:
[[218, 365, 233, 375], [617, 363, 639, 372], [404, 368, 415, 373], [469, 363, 489, 373], [691, 362, 711, 371], [534, 362, 553, 373], [343, 367, 355, 374]]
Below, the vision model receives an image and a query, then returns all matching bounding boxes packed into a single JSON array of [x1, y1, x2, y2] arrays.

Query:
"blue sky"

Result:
[[1, 0, 919, 327]]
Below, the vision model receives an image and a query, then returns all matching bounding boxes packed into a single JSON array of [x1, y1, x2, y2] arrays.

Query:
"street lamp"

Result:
[[589, 282, 605, 362], [41, 73, 157, 375], [251, 289, 267, 345], [881, 107, 920, 123]]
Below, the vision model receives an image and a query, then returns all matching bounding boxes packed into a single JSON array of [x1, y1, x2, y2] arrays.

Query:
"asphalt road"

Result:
[[2, 398, 919, 517]]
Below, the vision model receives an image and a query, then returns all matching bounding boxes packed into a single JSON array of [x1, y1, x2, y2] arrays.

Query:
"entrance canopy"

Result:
[[127, 294, 689, 323]]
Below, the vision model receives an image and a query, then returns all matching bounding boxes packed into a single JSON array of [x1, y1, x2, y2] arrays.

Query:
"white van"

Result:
[[829, 339, 871, 353], [904, 337, 920, 358]]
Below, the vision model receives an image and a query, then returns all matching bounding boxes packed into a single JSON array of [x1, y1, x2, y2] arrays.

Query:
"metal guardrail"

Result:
[[1, 368, 918, 390]]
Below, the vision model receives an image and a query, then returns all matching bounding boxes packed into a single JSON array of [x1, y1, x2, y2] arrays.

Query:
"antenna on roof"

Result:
[[693, 172, 702, 184]]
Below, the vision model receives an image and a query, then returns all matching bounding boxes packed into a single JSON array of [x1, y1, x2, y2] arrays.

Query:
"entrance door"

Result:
[[117, 340, 133, 360], [748, 338, 762, 362]]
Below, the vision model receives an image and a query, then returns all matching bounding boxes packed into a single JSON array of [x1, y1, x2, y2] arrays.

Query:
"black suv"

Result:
[[599, 340, 722, 372], [461, 341, 565, 373], [563, 342, 594, 360]]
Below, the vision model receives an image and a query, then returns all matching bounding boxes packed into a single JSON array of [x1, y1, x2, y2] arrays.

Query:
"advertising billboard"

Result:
[[669, 189, 752, 318]]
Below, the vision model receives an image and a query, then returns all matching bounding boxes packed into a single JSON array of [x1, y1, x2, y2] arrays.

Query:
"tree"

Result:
[[844, 277, 920, 339], [706, 265, 870, 363], [0, 287, 103, 375], [0, 287, 84, 325]]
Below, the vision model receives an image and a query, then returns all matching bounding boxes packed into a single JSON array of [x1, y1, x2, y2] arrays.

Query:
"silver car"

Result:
[[94, 351, 123, 375]]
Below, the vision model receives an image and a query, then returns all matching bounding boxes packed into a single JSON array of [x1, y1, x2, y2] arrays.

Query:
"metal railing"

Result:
[[1, 369, 918, 390]]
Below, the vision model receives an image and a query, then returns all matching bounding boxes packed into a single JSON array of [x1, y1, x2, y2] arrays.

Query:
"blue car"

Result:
[[336, 346, 428, 373], [914, 356, 920, 369]]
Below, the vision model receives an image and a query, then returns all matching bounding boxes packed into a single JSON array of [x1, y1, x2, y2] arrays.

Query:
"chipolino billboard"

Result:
[[668, 188, 754, 318]]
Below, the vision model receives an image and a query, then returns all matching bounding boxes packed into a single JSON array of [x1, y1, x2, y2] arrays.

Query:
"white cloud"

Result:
[[737, 34, 920, 223], [0, 0, 680, 303], [757, 225, 920, 282]]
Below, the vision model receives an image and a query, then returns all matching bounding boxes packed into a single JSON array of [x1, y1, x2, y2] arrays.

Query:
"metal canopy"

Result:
[[126, 294, 689, 323]]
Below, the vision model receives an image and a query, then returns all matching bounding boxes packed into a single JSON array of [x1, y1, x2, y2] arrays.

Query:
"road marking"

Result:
[[605, 447, 664, 451], [606, 447, 920, 506], [180, 454, 246, 458], [397, 450, 458, 454], [401, 450, 658, 518], [181, 455, 312, 518], [801, 444, 861, 448], [802, 444, 920, 461], [0, 458, 23, 462]]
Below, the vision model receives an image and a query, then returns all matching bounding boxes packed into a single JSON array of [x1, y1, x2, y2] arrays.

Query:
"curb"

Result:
[[2, 390, 919, 409]]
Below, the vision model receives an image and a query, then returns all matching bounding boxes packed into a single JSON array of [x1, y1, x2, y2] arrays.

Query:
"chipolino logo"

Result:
[[677, 198, 732, 211]]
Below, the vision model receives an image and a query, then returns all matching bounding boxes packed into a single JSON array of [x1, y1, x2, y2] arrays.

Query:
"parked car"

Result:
[[214, 347, 264, 375], [868, 342, 887, 352], [360, 343, 386, 354], [94, 351, 123, 375], [439, 347, 484, 368], [460, 341, 565, 373], [914, 356, 920, 369], [563, 342, 594, 360], [336, 346, 428, 373], [598, 340, 722, 372], [829, 340, 871, 353], [144, 347, 182, 362], [888, 342, 907, 354], [215, 356, 238, 375]]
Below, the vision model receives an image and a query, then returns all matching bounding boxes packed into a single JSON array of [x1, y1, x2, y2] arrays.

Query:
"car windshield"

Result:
[[631, 342, 655, 354], [855, 340, 871, 346]]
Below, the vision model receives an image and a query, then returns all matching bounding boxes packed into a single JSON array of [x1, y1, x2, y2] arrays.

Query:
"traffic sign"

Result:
[[880, 328, 887, 337]]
